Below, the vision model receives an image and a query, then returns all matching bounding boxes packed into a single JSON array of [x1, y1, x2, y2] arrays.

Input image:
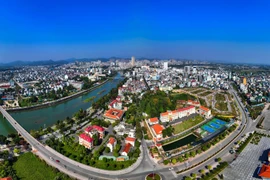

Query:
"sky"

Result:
[[0, 0, 270, 64]]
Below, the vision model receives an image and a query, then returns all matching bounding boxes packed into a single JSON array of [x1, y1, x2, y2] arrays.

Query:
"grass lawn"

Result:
[[216, 93, 226, 101], [199, 98, 207, 107], [215, 101, 228, 111], [146, 173, 161, 180], [173, 116, 204, 134], [13, 152, 71, 180], [172, 93, 197, 101]]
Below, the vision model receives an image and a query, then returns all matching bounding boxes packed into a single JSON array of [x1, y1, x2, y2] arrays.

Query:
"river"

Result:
[[0, 74, 124, 136]]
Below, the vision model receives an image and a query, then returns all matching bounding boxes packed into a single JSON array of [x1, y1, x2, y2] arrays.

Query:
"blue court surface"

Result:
[[201, 125, 215, 133], [209, 122, 221, 129]]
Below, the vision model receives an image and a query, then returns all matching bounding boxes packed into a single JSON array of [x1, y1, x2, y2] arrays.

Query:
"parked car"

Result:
[[56, 160, 60, 163]]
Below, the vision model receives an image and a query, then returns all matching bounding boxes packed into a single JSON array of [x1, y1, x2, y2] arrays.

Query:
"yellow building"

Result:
[[243, 77, 247, 85]]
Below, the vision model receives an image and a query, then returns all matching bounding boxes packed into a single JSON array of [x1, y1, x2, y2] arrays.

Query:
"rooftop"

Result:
[[104, 108, 124, 120], [152, 124, 165, 135], [79, 133, 93, 143]]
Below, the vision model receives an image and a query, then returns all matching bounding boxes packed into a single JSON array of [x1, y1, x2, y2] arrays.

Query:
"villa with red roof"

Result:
[[148, 117, 159, 125], [151, 124, 165, 141], [107, 137, 116, 152], [104, 108, 124, 123], [79, 133, 93, 149], [125, 137, 136, 147], [187, 100, 200, 107], [85, 125, 105, 139], [108, 99, 122, 110], [121, 143, 132, 156], [199, 106, 211, 118], [160, 106, 196, 123]]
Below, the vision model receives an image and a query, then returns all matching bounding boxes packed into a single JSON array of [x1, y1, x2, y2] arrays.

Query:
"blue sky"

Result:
[[0, 0, 270, 64]]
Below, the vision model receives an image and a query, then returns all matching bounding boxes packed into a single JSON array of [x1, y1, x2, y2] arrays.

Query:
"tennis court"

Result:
[[214, 119, 227, 125], [209, 122, 221, 129], [201, 125, 215, 133]]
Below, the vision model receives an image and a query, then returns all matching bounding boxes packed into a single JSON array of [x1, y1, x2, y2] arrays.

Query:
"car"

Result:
[[169, 167, 174, 170], [229, 150, 234, 154], [56, 160, 60, 163], [50, 157, 53, 160]]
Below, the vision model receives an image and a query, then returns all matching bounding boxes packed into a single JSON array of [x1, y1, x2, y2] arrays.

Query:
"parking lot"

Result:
[[223, 137, 270, 180]]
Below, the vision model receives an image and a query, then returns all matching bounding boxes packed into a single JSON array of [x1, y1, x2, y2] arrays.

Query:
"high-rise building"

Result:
[[184, 66, 191, 75], [163, 62, 168, 70], [131, 56, 135, 67], [243, 77, 247, 85]]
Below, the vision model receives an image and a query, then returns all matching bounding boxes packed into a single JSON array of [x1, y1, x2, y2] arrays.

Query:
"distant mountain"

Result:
[[0, 60, 70, 67]]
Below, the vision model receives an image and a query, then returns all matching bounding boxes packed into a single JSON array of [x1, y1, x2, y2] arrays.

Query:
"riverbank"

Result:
[[3, 79, 109, 113]]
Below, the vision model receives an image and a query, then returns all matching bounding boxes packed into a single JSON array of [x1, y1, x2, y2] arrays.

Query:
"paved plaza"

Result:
[[223, 136, 270, 180], [262, 110, 270, 130]]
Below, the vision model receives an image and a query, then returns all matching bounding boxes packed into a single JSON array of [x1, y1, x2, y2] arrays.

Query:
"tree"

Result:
[[13, 148, 20, 154], [191, 173, 196, 178], [190, 151, 196, 157], [184, 176, 192, 180], [171, 158, 177, 165], [105, 147, 111, 153], [113, 151, 119, 157], [216, 157, 222, 162], [163, 159, 169, 165], [200, 169, 205, 174], [178, 156, 184, 162], [207, 165, 212, 170], [0, 135, 7, 144]]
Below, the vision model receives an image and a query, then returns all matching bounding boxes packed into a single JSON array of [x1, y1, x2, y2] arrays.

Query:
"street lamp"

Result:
[[152, 165, 156, 180]]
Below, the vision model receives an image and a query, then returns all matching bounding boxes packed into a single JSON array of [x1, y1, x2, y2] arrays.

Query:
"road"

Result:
[[0, 82, 266, 180]]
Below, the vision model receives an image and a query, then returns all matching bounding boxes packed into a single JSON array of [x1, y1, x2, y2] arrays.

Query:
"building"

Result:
[[199, 106, 211, 118], [107, 137, 116, 152], [121, 143, 132, 156], [108, 99, 122, 110], [104, 108, 124, 123], [184, 66, 191, 75], [151, 124, 165, 141], [85, 125, 105, 139], [187, 100, 200, 107], [258, 164, 270, 180], [164, 62, 168, 70], [243, 77, 247, 85], [160, 106, 196, 123], [125, 137, 136, 147], [148, 117, 159, 125], [131, 56, 135, 67], [79, 133, 93, 149]]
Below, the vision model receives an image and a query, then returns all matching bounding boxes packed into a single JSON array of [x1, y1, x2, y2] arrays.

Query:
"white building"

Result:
[[107, 137, 116, 152], [164, 62, 168, 70]]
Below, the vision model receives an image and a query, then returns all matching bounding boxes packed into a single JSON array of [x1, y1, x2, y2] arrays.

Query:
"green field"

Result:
[[215, 101, 228, 111], [13, 153, 71, 180], [199, 98, 207, 107], [173, 116, 204, 134], [216, 93, 226, 101]]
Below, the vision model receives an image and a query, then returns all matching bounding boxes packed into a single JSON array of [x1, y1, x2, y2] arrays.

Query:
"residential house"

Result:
[[79, 133, 93, 149], [121, 143, 132, 156], [151, 124, 165, 141], [125, 137, 136, 147], [107, 137, 116, 152], [148, 117, 159, 125], [199, 106, 211, 118]]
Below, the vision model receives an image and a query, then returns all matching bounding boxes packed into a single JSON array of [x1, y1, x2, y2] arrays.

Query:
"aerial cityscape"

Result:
[[1, 1, 270, 180]]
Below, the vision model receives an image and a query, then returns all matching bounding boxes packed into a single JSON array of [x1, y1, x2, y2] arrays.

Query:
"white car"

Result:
[[169, 167, 174, 170], [50, 157, 54, 160]]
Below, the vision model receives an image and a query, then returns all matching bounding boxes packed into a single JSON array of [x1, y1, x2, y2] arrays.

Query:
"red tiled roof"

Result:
[[104, 108, 124, 120], [79, 133, 93, 143], [92, 125, 105, 132], [160, 112, 169, 117], [108, 137, 116, 145], [149, 117, 158, 122], [152, 124, 164, 135], [0, 177, 12, 180], [85, 126, 93, 132], [125, 137, 136, 142], [122, 143, 132, 153], [259, 164, 270, 178], [200, 106, 210, 112], [178, 106, 195, 112]]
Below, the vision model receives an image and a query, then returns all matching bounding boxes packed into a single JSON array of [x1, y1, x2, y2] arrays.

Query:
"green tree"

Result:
[[171, 158, 177, 165]]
